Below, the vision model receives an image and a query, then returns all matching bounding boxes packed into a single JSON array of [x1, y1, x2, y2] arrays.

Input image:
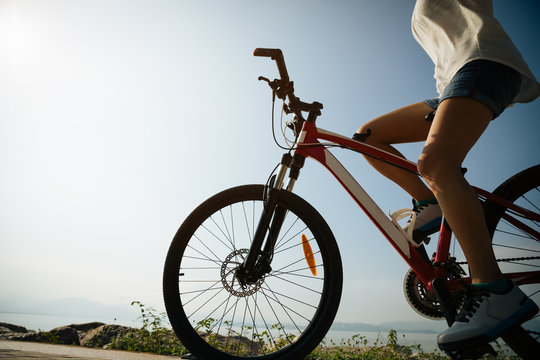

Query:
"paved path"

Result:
[[0, 340, 185, 360]]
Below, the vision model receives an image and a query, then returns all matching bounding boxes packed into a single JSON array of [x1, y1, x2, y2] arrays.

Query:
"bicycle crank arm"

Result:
[[431, 278, 458, 326]]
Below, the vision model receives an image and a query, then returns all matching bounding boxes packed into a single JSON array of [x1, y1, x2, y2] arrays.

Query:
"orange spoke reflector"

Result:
[[301, 234, 317, 276]]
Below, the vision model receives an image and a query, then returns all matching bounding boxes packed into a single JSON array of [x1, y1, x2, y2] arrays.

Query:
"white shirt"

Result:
[[412, 0, 540, 103]]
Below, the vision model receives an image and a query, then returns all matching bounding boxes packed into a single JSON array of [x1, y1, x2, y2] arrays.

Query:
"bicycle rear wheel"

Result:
[[484, 164, 540, 357], [163, 184, 343, 360]]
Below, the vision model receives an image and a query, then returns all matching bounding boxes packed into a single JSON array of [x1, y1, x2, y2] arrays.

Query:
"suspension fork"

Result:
[[238, 153, 305, 284]]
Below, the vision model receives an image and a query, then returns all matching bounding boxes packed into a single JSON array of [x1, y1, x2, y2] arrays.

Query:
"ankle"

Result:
[[415, 198, 438, 207], [471, 278, 513, 294]]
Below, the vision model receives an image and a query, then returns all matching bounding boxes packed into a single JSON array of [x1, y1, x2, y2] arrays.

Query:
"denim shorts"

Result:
[[424, 60, 522, 119]]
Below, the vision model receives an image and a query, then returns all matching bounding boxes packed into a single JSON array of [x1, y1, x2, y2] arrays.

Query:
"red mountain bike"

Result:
[[163, 49, 540, 360]]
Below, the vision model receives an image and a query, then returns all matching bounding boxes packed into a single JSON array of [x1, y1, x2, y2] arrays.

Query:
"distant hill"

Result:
[[0, 296, 139, 320], [330, 318, 540, 335], [330, 320, 446, 334]]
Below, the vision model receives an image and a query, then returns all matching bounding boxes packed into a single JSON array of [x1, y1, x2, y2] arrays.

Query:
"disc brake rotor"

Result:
[[221, 249, 265, 297]]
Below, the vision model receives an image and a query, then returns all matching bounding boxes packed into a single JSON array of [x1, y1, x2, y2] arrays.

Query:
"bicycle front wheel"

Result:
[[484, 164, 540, 357], [163, 185, 343, 360]]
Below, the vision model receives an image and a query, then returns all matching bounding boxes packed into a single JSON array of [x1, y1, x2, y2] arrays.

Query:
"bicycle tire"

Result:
[[483, 164, 540, 357], [163, 184, 343, 360]]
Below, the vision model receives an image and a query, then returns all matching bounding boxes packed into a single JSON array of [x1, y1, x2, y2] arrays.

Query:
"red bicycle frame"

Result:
[[292, 120, 540, 291]]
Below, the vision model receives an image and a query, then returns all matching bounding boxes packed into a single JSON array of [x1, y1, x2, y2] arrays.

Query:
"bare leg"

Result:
[[357, 102, 434, 201], [418, 97, 502, 284]]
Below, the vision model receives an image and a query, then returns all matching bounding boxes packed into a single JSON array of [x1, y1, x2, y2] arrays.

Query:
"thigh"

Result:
[[420, 97, 492, 167], [359, 102, 434, 144]]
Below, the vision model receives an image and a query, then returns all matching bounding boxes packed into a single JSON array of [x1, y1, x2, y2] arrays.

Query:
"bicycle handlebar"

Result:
[[253, 48, 290, 83], [254, 48, 323, 120]]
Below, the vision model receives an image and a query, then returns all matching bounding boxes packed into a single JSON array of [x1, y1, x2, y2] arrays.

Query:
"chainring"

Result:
[[403, 263, 466, 320]]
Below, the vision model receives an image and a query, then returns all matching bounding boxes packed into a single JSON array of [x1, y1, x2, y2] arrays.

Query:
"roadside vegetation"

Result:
[[94, 301, 518, 359]]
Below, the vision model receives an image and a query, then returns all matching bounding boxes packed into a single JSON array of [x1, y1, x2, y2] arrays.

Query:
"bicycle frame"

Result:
[[248, 47, 540, 322], [292, 119, 540, 292]]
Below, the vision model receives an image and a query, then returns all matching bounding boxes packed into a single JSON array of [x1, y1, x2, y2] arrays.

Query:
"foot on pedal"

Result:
[[438, 282, 538, 351]]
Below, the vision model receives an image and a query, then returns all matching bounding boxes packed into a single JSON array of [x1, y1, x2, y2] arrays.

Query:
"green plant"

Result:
[[35, 331, 60, 344], [110, 301, 187, 356]]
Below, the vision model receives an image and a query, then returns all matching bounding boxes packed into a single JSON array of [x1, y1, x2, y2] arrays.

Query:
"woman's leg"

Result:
[[356, 102, 434, 201], [417, 97, 502, 284]]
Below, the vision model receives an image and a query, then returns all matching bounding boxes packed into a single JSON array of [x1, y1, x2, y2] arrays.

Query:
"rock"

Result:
[[1, 323, 80, 345], [0, 323, 28, 333], [64, 322, 105, 344], [49, 326, 81, 345], [0, 322, 35, 341], [0, 321, 132, 349], [67, 322, 105, 332], [13, 332, 39, 341], [80, 324, 130, 348]]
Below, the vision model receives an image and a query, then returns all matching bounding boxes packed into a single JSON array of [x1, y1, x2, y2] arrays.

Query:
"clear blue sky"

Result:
[[1, 0, 539, 326]]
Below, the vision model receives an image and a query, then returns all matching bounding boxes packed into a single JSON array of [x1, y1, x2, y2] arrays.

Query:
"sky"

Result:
[[1, 0, 539, 328]]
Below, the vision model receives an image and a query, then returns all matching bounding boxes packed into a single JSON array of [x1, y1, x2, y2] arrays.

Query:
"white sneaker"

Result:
[[437, 283, 539, 351], [402, 199, 442, 242]]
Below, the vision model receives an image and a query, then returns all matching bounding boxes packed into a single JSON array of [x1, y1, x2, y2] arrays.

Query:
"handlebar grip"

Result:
[[253, 48, 282, 59], [253, 48, 289, 82]]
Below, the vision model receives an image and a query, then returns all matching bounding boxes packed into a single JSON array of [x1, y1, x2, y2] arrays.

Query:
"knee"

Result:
[[417, 153, 461, 191], [356, 123, 378, 145]]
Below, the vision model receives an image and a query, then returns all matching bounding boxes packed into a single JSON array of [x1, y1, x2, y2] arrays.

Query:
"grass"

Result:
[[83, 301, 520, 359]]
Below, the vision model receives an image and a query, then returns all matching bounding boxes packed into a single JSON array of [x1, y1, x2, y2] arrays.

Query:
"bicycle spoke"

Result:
[[183, 279, 225, 309], [223, 298, 239, 353], [521, 191, 540, 213], [238, 298, 249, 355], [260, 284, 316, 323], [215, 291, 233, 336], [229, 205, 237, 250], [192, 233, 227, 263], [252, 292, 280, 350], [273, 249, 322, 274], [241, 201, 254, 243], [274, 215, 301, 250], [507, 261, 540, 269], [496, 228, 536, 240], [183, 245, 222, 266], [274, 235, 310, 255], [492, 243, 540, 254], [260, 284, 309, 334], [180, 286, 222, 296], [245, 296, 265, 355], [196, 293, 238, 332], [259, 286, 295, 344], [217, 208, 234, 247], [275, 224, 308, 253], [261, 283, 319, 311], [201, 221, 234, 253], [272, 268, 325, 280]]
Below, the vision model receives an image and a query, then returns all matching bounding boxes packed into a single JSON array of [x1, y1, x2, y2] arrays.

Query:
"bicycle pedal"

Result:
[[412, 229, 433, 245], [413, 235, 430, 246], [444, 343, 497, 359]]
